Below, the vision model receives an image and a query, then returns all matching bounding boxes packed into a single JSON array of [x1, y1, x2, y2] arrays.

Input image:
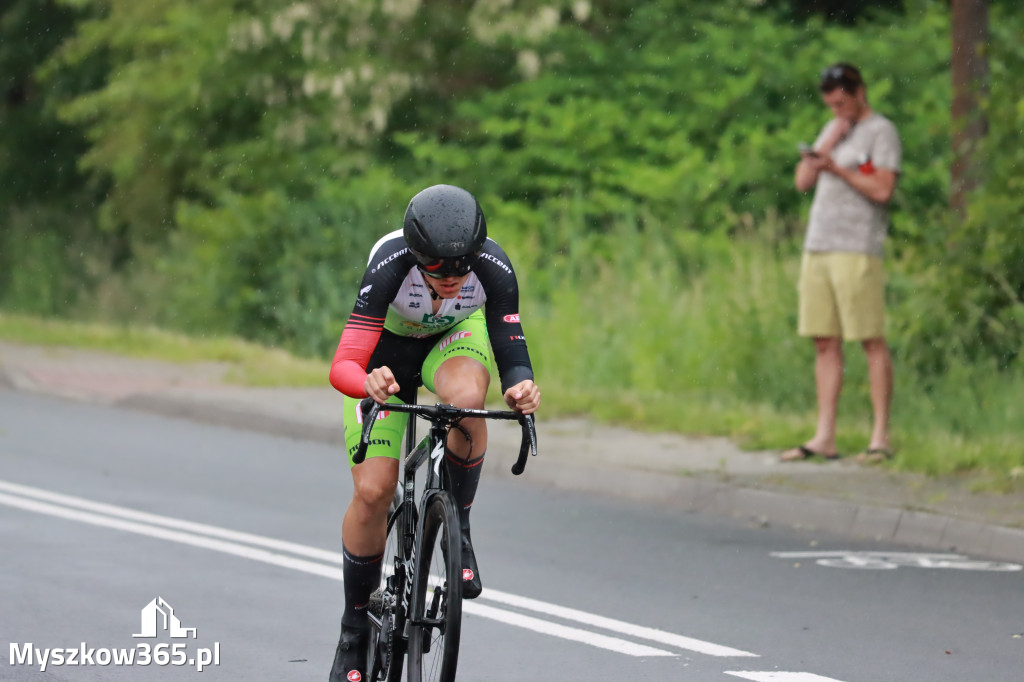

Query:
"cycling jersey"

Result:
[[329, 230, 534, 398]]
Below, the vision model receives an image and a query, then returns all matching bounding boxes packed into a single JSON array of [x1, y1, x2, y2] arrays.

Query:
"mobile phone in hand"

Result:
[[798, 142, 819, 158]]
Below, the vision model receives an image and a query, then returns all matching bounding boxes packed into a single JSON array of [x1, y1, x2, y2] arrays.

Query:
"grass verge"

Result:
[[0, 312, 326, 387]]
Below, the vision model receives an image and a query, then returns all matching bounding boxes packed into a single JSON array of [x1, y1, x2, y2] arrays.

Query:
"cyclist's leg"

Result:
[[334, 334, 427, 682], [433, 356, 491, 455], [422, 311, 493, 461], [421, 312, 492, 599], [334, 401, 404, 682], [341, 393, 408, 614], [340, 330, 426, 579]]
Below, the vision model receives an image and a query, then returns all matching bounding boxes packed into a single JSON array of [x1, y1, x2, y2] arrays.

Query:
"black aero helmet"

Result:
[[403, 184, 486, 278]]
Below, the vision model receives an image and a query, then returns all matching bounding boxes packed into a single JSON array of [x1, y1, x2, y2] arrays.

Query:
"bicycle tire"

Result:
[[367, 501, 407, 682], [407, 493, 463, 682]]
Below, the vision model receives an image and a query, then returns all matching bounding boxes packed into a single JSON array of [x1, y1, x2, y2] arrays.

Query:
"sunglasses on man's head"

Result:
[[819, 65, 863, 91]]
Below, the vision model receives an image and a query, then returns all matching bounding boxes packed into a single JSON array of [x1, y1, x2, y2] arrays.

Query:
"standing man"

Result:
[[781, 63, 901, 464], [327, 184, 541, 682]]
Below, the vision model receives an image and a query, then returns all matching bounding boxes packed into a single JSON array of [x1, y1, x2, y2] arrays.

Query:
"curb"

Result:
[[5, 375, 1024, 566], [481, 453, 1024, 565], [117, 393, 344, 447]]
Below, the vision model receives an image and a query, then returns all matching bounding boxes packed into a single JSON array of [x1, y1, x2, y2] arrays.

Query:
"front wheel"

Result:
[[407, 493, 463, 682]]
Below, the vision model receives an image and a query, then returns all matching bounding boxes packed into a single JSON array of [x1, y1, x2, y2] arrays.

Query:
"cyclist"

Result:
[[327, 184, 541, 682]]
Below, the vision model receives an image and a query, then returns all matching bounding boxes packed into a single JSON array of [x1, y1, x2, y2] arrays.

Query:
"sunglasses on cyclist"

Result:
[[416, 254, 478, 279]]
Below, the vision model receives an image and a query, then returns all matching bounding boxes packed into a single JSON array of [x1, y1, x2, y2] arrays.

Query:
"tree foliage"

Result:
[[394, 2, 950, 252], [897, 4, 1024, 373], [1, 0, 1022, 369], [0, 0, 91, 204]]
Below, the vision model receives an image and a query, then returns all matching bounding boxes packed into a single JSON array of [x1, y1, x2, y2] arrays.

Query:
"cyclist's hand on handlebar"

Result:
[[504, 380, 541, 415], [364, 366, 400, 403]]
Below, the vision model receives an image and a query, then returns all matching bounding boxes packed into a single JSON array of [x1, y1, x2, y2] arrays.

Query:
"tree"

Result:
[[950, 0, 989, 215], [0, 0, 91, 205]]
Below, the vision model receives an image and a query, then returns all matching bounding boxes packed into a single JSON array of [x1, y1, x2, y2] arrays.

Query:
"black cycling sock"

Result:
[[445, 450, 485, 531], [341, 546, 383, 631]]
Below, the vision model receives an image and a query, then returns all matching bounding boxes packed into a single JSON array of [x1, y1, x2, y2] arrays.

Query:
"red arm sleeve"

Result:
[[328, 313, 385, 398]]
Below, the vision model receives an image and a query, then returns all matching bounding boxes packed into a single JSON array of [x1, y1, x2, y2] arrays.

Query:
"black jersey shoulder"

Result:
[[353, 230, 417, 313], [366, 229, 417, 275], [473, 238, 518, 288]]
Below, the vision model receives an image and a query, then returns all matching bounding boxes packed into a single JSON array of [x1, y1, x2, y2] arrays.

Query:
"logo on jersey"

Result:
[[355, 284, 373, 309], [348, 438, 392, 456], [439, 330, 472, 351], [370, 248, 408, 273], [478, 253, 511, 274], [503, 313, 520, 323], [421, 313, 456, 327]]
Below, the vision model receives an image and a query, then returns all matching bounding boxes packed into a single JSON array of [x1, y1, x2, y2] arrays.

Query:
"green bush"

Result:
[[0, 206, 96, 316], [150, 170, 413, 357]]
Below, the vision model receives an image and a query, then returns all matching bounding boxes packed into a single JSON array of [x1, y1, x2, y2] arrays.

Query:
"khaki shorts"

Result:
[[798, 251, 886, 341]]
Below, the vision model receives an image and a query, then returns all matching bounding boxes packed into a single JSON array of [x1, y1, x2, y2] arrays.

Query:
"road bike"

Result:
[[353, 397, 538, 682]]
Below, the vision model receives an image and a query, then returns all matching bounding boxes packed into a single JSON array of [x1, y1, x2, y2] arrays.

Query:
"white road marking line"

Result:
[[726, 673, 848, 681], [0, 479, 345, 562], [0, 491, 346, 580], [0, 485, 678, 657], [482, 590, 757, 658], [467, 604, 672, 657], [1, 478, 757, 659]]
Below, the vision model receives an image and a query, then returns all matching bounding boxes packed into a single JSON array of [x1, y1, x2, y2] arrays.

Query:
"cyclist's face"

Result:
[[426, 273, 470, 298]]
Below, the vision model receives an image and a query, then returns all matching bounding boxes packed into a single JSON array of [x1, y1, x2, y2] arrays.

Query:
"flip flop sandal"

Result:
[[856, 448, 894, 464], [781, 445, 840, 462]]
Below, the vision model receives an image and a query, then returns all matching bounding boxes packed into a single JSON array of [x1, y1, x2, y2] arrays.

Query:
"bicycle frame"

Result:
[[357, 396, 538, 594], [354, 397, 537, 682], [404, 420, 451, 630]]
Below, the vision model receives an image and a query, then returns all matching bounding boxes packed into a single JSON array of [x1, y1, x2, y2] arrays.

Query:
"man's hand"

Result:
[[804, 152, 837, 175], [364, 366, 400, 403], [819, 116, 851, 154], [503, 380, 541, 415]]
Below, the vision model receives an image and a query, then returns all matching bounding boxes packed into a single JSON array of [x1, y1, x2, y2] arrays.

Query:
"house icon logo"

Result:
[[133, 597, 197, 639]]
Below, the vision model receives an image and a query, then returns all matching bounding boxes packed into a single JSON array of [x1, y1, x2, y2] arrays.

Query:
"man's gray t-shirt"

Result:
[[805, 112, 901, 257]]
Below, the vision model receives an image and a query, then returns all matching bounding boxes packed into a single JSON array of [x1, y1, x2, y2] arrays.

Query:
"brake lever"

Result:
[[511, 413, 538, 475], [353, 397, 381, 464]]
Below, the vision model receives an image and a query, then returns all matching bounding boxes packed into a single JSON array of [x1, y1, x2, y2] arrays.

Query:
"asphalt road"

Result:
[[1, 389, 1021, 681]]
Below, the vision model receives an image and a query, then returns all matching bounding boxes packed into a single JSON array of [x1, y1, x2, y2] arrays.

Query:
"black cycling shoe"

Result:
[[460, 532, 482, 600], [329, 625, 367, 682]]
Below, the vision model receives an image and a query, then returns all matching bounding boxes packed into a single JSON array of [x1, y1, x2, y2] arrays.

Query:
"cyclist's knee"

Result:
[[353, 478, 394, 509], [444, 386, 486, 410], [351, 462, 397, 512], [434, 358, 489, 408]]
